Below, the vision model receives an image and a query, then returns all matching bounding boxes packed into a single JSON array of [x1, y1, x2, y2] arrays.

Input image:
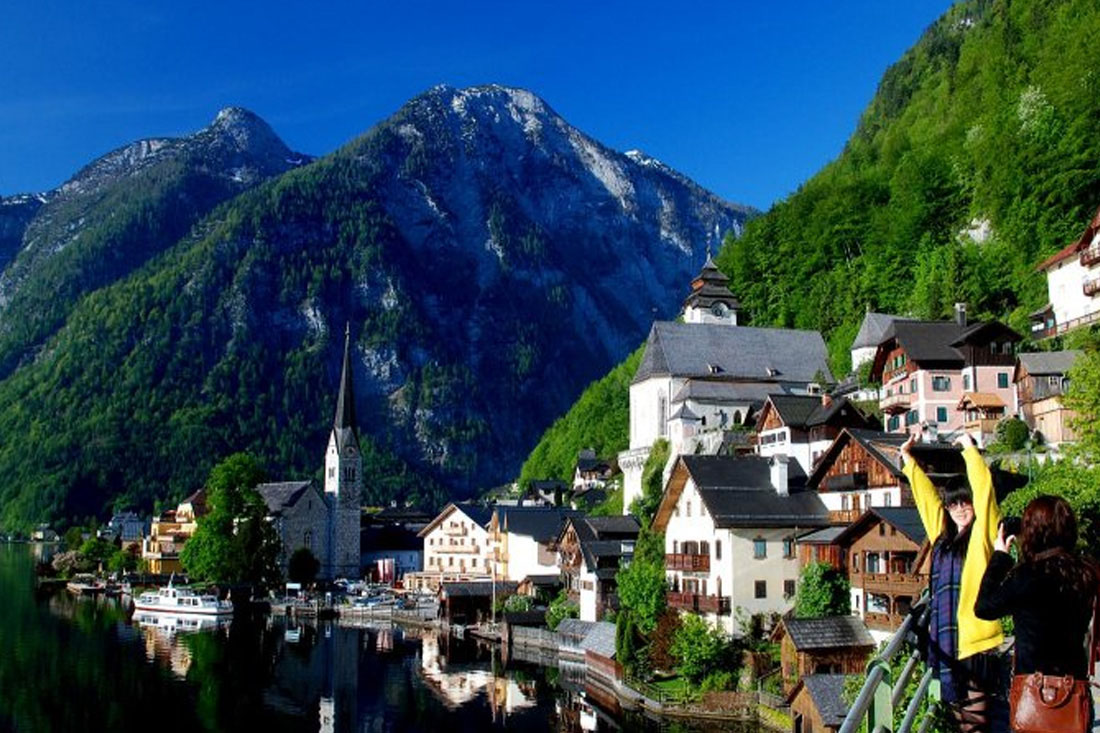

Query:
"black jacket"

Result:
[[975, 550, 1094, 678]]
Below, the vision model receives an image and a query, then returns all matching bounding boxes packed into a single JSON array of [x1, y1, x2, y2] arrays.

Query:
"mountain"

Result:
[[0, 85, 752, 528], [520, 0, 1100, 485], [0, 107, 310, 378]]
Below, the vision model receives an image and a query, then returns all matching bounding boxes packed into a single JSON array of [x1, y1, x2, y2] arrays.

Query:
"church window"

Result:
[[328, 468, 335, 478], [304, 531, 312, 551], [658, 393, 668, 437]]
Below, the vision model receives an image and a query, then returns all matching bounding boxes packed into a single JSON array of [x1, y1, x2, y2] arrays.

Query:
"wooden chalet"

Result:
[[774, 616, 875, 695], [557, 516, 640, 622], [755, 394, 879, 475], [788, 674, 858, 733], [834, 507, 929, 634], [1015, 351, 1082, 446], [807, 429, 911, 524]]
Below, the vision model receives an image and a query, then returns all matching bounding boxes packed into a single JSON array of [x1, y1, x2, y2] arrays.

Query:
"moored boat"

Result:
[[133, 582, 233, 616], [66, 574, 105, 595]]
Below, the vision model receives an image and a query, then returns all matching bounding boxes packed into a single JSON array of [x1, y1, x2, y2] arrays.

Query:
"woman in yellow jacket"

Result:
[[901, 431, 1004, 733]]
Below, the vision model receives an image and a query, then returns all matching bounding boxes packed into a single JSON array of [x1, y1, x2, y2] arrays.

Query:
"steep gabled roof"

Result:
[[833, 507, 926, 547], [851, 312, 915, 351], [417, 502, 494, 538], [807, 428, 908, 490], [256, 481, 315, 516], [632, 322, 833, 385], [788, 674, 859, 726], [1016, 350, 1082, 377], [782, 616, 875, 651], [496, 506, 580, 543], [559, 515, 640, 571], [654, 455, 829, 531]]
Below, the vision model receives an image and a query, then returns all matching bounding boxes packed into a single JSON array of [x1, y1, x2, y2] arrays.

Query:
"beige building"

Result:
[[142, 489, 207, 575], [407, 503, 494, 592], [1015, 351, 1082, 447]]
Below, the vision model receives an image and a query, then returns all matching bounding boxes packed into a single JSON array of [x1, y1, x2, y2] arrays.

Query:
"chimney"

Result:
[[770, 455, 790, 497], [954, 302, 967, 327]]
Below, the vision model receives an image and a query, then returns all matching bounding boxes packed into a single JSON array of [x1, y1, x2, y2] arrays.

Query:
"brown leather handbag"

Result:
[[1008, 672, 1090, 733]]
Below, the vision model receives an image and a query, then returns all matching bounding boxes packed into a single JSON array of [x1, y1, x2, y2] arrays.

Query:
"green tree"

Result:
[[615, 528, 666, 635], [287, 547, 320, 585], [180, 453, 282, 589], [502, 594, 535, 613], [992, 417, 1030, 452], [78, 537, 117, 568], [794, 562, 852, 618], [545, 589, 579, 630], [670, 614, 729, 683], [107, 546, 139, 573], [1065, 349, 1100, 462], [631, 439, 670, 524], [63, 527, 85, 552]]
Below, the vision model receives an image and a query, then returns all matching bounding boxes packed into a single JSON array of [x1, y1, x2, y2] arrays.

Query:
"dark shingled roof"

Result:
[[633, 321, 833, 385], [1016, 351, 1082, 376], [783, 616, 875, 651], [796, 526, 847, 544], [852, 312, 915, 350], [671, 380, 797, 409], [877, 319, 1022, 371], [764, 394, 873, 430], [834, 507, 927, 547], [580, 621, 618, 658], [563, 515, 641, 571], [798, 674, 858, 726], [683, 254, 741, 311], [256, 481, 314, 516], [496, 506, 580, 543], [440, 581, 519, 598], [680, 456, 830, 529]]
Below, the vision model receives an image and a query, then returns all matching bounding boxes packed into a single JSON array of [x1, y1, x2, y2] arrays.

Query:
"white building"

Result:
[[620, 257, 834, 514], [1032, 205, 1100, 338], [754, 394, 878, 475], [489, 505, 578, 582], [409, 503, 494, 591], [652, 454, 830, 636]]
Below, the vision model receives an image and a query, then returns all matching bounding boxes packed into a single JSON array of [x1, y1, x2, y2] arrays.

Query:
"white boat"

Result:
[[134, 611, 230, 635], [133, 583, 233, 616]]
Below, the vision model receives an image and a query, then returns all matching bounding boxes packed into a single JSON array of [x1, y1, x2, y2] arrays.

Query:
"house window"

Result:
[[932, 376, 951, 392], [1048, 375, 1060, 387], [888, 415, 900, 431], [673, 540, 679, 553], [754, 538, 767, 559], [909, 378, 918, 395], [879, 524, 885, 536], [841, 495, 850, 511], [998, 373, 1010, 389], [937, 406, 948, 423], [963, 374, 972, 391], [715, 541, 722, 560], [905, 410, 919, 426], [700, 541, 710, 555], [784, 580, 796, 599], [755, 581, 767, 599], [686, 502, 691, 518], [783, 538, 794, 559], [884, 493, 893, 507]]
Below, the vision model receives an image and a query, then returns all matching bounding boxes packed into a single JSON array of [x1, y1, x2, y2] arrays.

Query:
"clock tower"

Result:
[[324, 324, 362, 578], [681, 249, 740, 325]]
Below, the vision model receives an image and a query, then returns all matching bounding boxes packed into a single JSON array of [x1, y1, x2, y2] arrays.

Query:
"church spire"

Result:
[[334, 323, 357, 435]]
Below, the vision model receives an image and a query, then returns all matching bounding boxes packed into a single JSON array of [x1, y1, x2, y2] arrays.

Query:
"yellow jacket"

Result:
[[903, 445, 1004, 659]]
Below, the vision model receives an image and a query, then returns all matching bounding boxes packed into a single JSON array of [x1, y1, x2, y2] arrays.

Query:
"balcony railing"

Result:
[[435, 544, 480, 554], [1030, 308, 1100, 340], [1085, 278, 1100, 297], [666, 591, 731, 615], [880, 392, 911, 414], [443, 525, 468, 537], [824, 472, 868, 491], [1081, 246, 1100, 268], [863, 572, 927, 594], [828, 509, 861, 524], [665, 553, 710, 572]]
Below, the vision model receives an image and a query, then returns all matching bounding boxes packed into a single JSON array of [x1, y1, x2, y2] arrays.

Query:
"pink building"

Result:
[[870, 306, 1020, 445]]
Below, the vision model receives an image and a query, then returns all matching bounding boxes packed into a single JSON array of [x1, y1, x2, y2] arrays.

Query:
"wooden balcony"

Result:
[[964, 418, 1003, 437], [666, 553, 710, 572], [864, 611, 906, 631], [824, 472, 868, 492], [1081, 247, 1100, 268], [828, 509, 861, 524], [881, 392, 911, 414], [666, 591, 731, 615], [862, 572, 927, 595], [1085, 278, 1100, 297], [443, 525, 468, 536]]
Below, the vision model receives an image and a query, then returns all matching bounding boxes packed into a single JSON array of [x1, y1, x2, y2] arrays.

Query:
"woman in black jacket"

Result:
[[975, 494, 1097, 684]]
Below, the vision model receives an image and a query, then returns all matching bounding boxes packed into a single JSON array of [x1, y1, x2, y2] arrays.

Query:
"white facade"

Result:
[[756, 428, 835, 476], [497, 533, 559, 583], [662, 477, 801, 637], [1045, 239, 1100, 330], [683, 302, 739, 326], [578, 565, 599, 622], [422, 508, 494, 578]]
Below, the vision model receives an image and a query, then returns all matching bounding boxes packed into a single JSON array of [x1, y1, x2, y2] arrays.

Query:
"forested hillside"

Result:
[[0, 86, 749, 530], [519, 0, 1100, 484]]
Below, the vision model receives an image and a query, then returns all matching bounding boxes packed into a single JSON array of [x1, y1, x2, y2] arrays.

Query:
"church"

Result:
[[619, 253, 833, 513], [257, 326, 363, 580]]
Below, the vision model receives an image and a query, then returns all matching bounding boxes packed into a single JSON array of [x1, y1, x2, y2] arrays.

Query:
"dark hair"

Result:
[[935, 474, 973, 556], [1019, 495, 1097, 597]]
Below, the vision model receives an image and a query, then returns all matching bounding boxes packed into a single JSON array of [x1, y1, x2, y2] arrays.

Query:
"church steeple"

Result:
[[682, 246, 741, 325], [334, 323, 358, 439]]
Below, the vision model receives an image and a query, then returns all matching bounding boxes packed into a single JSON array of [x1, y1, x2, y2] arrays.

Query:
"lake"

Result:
[[0, 545, 692, 732]]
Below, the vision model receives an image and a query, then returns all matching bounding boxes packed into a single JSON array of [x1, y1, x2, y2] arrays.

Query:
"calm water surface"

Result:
[[0, 545, 689, 733]]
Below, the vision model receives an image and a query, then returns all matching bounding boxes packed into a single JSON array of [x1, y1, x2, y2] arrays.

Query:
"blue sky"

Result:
[[0, 1, 953, 209]]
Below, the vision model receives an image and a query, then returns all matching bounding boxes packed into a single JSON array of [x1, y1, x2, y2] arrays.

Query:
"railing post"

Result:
[[867, 657, 894, 733]]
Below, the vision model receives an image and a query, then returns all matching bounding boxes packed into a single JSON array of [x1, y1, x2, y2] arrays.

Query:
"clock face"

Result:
[[711, 303, 728, 317]]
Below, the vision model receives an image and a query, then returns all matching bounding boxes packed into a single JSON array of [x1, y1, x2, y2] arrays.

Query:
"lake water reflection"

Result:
[[0, 545, 666, 732]]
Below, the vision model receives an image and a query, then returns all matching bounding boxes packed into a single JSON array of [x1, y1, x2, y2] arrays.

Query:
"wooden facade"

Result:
[[818, 440, 901, 492], [790, 683, 842, 733], [844, 517, 929, 632], [778, 634, 871, 695]]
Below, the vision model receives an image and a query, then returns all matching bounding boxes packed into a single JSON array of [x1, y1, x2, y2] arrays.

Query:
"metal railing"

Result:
[[839, 596, 936, 733]]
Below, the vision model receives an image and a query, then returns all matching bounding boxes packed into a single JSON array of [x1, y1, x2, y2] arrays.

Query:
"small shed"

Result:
[[788, 674, 857, 733], [437, 581, 518, 625], [775, 616, 875, 694]]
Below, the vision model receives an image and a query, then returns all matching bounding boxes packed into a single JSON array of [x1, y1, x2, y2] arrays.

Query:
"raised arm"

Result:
[[957, 432, 1001, 549], [900, 433, 944, 544]]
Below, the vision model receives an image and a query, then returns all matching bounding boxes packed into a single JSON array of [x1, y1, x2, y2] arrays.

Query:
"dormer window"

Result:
[[766, 367, 780, 377], [708, 363, 723, 375]]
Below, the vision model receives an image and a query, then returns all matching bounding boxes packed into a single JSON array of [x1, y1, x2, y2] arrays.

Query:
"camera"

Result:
[[1001, 516, 1022, 537]]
